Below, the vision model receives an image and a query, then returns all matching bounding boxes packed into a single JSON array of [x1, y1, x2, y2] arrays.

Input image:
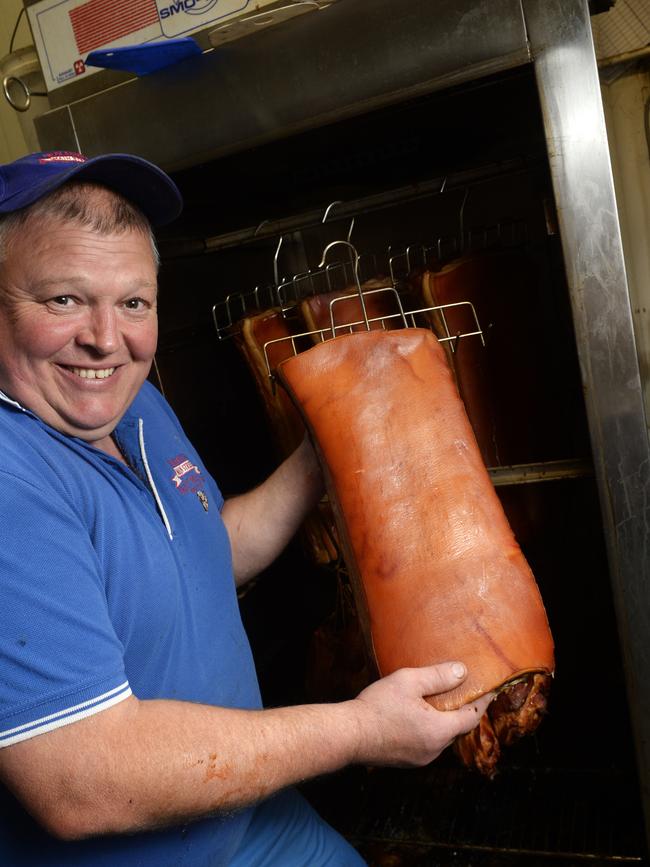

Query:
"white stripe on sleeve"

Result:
[[0, 682, 132, 748]]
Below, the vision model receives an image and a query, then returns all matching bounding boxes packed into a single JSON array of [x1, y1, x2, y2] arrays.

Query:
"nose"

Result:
[[75, 306, 120, 356]]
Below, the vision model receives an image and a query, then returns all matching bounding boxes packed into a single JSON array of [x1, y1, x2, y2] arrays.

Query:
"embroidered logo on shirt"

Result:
[[168, 454, 204, 495]]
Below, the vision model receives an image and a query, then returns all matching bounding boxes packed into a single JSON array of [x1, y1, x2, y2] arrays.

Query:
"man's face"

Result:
[[0, 215, 158, 446]]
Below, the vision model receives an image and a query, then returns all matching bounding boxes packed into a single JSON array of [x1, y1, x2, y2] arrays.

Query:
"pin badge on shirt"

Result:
[[197, 490, 209, 512]]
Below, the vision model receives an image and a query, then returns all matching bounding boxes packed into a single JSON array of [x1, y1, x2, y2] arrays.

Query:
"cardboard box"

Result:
[[25, 0, 294, 94]]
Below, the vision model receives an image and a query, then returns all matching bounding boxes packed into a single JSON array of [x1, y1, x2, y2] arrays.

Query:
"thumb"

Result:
[[416, 661, 468, 697]]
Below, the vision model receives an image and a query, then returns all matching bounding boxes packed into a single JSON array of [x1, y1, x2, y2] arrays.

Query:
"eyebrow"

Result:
[[31, 277, 158, 292]]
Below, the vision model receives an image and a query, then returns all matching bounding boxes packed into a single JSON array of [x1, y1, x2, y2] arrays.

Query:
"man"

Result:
[[0, 151, 491, 866]]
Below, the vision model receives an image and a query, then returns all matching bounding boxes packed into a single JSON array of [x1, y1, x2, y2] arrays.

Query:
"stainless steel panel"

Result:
[[524, 0, 650, 846], [35, 0, 529, 169], [31, 104, 79, 153]]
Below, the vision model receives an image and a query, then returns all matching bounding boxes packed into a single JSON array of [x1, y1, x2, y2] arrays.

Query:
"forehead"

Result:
[[7, 217, 157, 271]]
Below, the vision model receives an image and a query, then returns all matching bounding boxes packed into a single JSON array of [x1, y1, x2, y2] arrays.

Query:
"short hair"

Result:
[[0, 181, 160, 268]]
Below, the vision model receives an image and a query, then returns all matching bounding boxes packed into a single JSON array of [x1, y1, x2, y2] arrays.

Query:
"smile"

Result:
[[66, 366, 116, 380]]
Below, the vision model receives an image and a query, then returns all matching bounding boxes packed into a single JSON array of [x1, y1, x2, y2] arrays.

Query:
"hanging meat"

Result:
[[237, 309, 305, 454], [415, 250, 558, 551], [300, 278, 404, 340], [416, 250, 563, 467], [236, 309, 338, 565], [278, 327, 554, 776]]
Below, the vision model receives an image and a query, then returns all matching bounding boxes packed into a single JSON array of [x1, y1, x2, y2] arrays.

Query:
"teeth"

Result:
[[68, 367, 116, 380]]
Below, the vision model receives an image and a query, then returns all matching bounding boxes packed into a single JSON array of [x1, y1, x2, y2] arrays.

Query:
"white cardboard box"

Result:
[[26, 0, 289, 92]]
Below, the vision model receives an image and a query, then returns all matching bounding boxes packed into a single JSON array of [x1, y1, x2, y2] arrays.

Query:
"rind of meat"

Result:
[[300, 279, 404, 342], [455, 672, 551, 776], [278, 329, 554, 719], [455, 701, 500, 777], [237, 309, 305, 454], [237, 309, 338, 564]]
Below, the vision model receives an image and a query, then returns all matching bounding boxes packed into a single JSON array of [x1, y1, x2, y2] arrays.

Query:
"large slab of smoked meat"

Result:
[[278, 328, 554, 776], [236, 310, 338, 565], [418, 250, 562, 468]]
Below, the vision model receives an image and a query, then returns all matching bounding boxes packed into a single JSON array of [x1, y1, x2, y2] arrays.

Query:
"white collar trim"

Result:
[[0, 390, 26, 411]]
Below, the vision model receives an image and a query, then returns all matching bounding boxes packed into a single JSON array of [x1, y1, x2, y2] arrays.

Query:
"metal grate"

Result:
[[305, 765, 648, 864]]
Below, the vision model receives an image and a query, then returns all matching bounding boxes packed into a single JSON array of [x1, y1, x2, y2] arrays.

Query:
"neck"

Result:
[[95, 434, 128, 465]]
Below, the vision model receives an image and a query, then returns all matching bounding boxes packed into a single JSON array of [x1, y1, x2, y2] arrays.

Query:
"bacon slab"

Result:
[[237, 310, 338, 565], [417, 250, 564, 549], [300, 279, 404, 341], [418, 251, 562, 467], [278, 329, 554, 774], [238, 310, 305, 454]]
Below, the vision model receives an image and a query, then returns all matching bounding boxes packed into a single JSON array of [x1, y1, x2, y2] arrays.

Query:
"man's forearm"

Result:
[[1, 695, 359, 840], [0, 664, 492, 841]]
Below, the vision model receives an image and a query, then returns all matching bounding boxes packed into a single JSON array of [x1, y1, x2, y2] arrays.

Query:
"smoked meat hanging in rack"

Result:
[[273, 236, 554, 775]]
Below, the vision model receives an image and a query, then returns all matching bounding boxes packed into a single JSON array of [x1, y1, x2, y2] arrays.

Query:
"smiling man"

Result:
[[0, 152, 491, 867], [0, 194, 157, 457]]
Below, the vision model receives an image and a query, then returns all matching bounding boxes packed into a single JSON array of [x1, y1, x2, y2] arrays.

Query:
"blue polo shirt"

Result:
[[0, 381, 262, 865]]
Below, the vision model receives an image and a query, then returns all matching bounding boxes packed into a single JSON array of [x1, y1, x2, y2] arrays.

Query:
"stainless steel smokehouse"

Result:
[[34, 0, 650, 862]]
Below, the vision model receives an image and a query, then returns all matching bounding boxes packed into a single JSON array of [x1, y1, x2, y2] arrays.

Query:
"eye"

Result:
[[50, 295, 74, 307], [123, 297, 149, 311]]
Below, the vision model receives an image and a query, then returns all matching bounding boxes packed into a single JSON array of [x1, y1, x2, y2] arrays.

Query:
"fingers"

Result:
[[401, 662, 495, 740], [449, 691, 495, 736], [403, 662, 495, 717], [409, 660, 469, 697]]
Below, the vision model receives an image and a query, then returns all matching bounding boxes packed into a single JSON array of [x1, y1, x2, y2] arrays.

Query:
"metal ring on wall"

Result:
[[3, 75, 31, 112]]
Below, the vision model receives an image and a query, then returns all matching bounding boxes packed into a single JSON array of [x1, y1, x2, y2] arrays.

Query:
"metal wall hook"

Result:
[[253, 219, 270, 238], [319, 240, 370, 331], [211, 302, 224, 337], [322, 201, 343, 223], [318, 239, 359, 270], [322, 200, 355, 248], [275, 277, 294, 313], [273, 235, 285, 287], [458, 188, 470, 254], [2, 75, 45, 112]]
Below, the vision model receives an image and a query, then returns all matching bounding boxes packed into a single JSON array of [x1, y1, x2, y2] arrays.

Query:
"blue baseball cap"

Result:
[[0, 150, 183, 227]]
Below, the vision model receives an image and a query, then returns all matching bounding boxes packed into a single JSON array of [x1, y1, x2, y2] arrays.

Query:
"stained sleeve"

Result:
[[0, 472, 130, 748]]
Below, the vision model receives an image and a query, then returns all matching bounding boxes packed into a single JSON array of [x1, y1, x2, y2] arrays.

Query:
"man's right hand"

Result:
[[349, 661, 493, 767]]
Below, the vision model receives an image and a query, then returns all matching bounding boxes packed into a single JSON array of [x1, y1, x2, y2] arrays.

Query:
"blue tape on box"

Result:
[[86, 38, 202, 77]]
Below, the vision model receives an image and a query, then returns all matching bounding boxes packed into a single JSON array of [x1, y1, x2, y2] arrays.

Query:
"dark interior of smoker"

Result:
[[153, 67, 648, 865]]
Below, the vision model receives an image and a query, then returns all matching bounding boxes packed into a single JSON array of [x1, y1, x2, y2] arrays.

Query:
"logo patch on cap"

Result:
[[38, 152, 87, 165]]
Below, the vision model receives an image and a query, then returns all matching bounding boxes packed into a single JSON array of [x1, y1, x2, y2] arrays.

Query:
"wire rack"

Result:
[[210, 209, 528, 343], [211, 231, 494, 382]]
